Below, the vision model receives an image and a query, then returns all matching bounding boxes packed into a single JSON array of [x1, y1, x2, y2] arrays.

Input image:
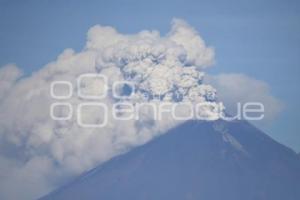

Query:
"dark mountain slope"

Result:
[[41, 120, 300, 200]]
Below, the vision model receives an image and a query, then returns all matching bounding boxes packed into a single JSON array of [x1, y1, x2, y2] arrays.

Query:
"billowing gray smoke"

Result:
[[0, 19, 224, 199]]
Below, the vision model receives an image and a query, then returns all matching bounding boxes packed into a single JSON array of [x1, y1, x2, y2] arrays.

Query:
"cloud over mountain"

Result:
[[206, 73, 283, 122], [0, 19, 223, 199], [0, 19, 283, 200]]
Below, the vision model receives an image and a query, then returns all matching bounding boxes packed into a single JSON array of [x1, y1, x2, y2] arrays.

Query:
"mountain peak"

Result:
[[41, 120, 300, 200]]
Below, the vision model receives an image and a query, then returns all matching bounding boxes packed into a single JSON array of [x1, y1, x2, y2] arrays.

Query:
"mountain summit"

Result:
[[41, 120, 300, 200]]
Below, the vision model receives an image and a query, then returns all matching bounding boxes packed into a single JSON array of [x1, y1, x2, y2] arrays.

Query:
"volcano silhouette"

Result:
[[41, 120, 300, 200]]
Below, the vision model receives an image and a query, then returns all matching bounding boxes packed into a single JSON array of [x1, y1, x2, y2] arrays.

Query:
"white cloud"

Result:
[[0, 19, 223, 199], [168, 19, 215, 67], [205, 73, 283, 122], [0, 64, 23, 99]]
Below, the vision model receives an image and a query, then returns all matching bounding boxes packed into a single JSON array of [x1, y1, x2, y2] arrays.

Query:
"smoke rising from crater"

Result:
[[0, 19, 223, 199]]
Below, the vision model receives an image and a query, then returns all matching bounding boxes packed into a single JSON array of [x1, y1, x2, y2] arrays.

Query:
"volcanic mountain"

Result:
[[41, 120, 300, 200]]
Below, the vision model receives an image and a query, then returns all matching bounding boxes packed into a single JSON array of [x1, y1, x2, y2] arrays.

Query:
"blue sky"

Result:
[[0, 0, 299, 151]]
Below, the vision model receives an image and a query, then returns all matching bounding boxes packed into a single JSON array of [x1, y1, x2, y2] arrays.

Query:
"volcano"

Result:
[[41, 120, 300, 200]]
